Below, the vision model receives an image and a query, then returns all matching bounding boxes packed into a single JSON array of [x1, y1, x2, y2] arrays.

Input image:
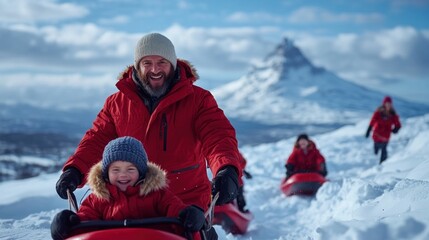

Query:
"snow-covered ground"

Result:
[[1, 114, 429, 240]]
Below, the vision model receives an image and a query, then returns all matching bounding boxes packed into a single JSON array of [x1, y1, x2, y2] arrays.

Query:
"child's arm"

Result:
[[155, 189, 187, 217], [77, 194, 104, 221]]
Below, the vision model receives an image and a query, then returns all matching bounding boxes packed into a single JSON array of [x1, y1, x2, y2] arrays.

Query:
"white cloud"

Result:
[[164, 24, 280, 74], [0, 23, 140, 72], [0, 22, 279, 79], [227, 11, 285, 23], [373, 27, 419, 59], [0, 20, 427, 94], [98, 15, 129, 25], [294, 26, 429, 85], [0, 0, 88, 23], [288, 7, 383, 24], [0, 73, 114, 88], [177, 0, 190, 10]]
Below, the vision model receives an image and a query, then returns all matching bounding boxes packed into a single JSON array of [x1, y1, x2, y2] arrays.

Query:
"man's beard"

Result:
[[138, 70, 175, 98]]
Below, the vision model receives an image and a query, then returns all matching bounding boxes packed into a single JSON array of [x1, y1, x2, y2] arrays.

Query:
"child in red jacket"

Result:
[[365, 96, 401, 164], [51, 136, 204, 240], [285, 134, 327, 179]]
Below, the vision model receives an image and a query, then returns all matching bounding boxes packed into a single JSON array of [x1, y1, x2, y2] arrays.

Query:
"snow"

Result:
[[0, 155, 56, 167], [1, 114, 429, 239]]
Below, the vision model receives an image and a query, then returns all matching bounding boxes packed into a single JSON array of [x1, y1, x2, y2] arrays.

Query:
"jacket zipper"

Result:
[[161, 113, 168, 151]]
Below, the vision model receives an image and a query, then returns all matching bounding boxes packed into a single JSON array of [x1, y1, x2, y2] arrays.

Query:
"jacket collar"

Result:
[[87, 162, 168, 201]]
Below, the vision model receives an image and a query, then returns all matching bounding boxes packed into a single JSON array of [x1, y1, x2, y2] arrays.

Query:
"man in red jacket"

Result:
[[55, 33, 241, 239], [366, 96, 401, 164]]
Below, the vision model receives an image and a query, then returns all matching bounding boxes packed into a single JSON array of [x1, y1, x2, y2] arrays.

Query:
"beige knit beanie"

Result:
[[134, 33, 177, 70]]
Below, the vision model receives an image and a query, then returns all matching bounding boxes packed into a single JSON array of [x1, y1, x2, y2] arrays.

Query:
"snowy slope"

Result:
[[1, 113, 429, 240], [212, 39, 429, 125]]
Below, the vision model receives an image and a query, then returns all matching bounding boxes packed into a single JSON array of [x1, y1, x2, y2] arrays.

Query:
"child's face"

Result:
[[108, 161, 139, 191]]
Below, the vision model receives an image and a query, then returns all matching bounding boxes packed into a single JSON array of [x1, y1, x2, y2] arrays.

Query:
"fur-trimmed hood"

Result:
[[87, 162, 168, 200], [117, 59, 199, 83]]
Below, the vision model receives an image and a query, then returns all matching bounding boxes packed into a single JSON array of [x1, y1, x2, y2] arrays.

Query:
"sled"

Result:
[[67, 227, 186, 240], [280, 172, 326, 196], [66, 217, 201, 240], [213, 202, 253, 235]]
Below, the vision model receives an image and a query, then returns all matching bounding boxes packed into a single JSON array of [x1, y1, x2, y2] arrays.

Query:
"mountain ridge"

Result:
[[213, 38, 429, 125]]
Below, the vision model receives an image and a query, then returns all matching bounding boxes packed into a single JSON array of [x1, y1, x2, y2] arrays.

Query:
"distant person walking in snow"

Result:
[[54, 33, 242, 239], [51, 137, 204, 240], [285, 134, 327, 179], [365, 96, 401, 164]]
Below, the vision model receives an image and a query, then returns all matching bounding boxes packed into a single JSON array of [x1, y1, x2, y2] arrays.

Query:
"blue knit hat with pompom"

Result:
[[101, 136, 148, 181]]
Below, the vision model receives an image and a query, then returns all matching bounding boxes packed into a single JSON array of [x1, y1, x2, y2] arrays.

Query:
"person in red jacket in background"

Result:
[[55, 33, 242, 240], [51, 137, 204, 240], [365, 96, 401, 164], [285, 134, 327, 179]]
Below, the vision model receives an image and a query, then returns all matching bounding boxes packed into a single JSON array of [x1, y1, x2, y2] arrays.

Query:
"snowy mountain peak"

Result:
[[213, 37, 429, 126], [266, 38, 308, 67], [257, 38, 324, 80]]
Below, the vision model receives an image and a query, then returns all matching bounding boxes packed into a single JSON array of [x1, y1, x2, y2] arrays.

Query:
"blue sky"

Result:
[[0, 0, 428, 104]]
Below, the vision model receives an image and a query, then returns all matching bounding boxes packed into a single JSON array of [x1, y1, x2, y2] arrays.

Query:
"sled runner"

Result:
[[280, 172, 326, 196], [213, 202, 253, 235], [66, 217, 201, 240]]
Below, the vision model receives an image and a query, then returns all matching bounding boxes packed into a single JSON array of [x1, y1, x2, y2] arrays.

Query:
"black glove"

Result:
[[319, 163, 328, 177], [212, 166, 239, 205], [51, 210, 80, 240], [179, 205, 205, 232], [392, 126, 400, 134], [365, 126, 372, 138], [243, 169, 253, 179], [236, 186, 247, 212], [285, 163, 294, 179], [56, 167, 82, 199]]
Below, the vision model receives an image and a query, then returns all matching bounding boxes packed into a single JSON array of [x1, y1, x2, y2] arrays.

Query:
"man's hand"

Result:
[[55, 167, 82, 199], [212, 166, 239, 205]]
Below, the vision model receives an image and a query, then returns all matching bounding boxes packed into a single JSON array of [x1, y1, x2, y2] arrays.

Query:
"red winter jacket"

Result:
[[78, 162, 185, 221], [64, 60, 241, 211], [368, 107, 401, 143], [286, 141, 326, 174]]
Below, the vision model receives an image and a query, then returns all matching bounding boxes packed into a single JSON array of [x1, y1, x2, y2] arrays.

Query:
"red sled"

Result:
[[65, 217, 200, 240], [280, 172, 326, 196], [67, 228, 186, 240], [213, 202, 253, 235]]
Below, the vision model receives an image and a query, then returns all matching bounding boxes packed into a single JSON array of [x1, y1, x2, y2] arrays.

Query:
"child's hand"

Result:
[[179, 205, 205, 232], [51, 210, 80, 240]]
